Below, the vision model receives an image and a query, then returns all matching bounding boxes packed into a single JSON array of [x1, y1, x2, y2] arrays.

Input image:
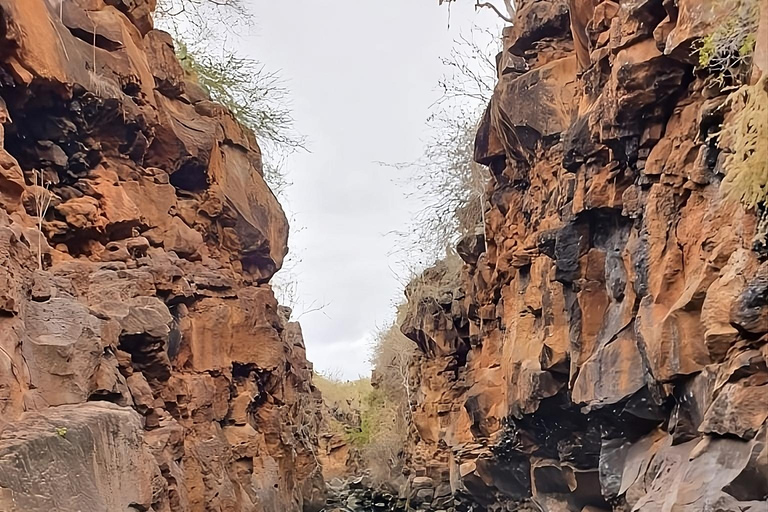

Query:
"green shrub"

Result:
[[346, 389, 387, 447], [314, 373, 372, 425], [696, 0, 760, 83], [156, 3, 302, 197], [176, 42, 303, 154]]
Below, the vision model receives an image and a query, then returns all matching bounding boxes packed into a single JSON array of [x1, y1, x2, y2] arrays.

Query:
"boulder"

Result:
[[0, 403, 157, 512]]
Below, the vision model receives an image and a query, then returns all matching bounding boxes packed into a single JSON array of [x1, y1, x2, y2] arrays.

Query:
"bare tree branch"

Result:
[[388, 27, 498, 267], [439, 0, 516, 23], [474, 1, 514, 22]]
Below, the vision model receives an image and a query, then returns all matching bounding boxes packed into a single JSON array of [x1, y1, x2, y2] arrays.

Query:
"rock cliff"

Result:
[[0, 1, 324, 510], [400, 0, 768, 511]]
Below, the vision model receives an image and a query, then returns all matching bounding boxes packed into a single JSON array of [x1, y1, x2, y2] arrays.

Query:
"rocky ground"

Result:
[[322, 475, 477, 512]]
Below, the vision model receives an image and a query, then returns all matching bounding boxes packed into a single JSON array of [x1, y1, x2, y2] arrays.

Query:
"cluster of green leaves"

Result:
[[696, 0, 759, 83], [346, 389, 388, 447], [176, 42, 303, 153]]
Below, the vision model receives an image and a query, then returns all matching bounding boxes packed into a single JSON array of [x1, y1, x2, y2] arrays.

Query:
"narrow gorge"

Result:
[[0, 1, 766, 512]]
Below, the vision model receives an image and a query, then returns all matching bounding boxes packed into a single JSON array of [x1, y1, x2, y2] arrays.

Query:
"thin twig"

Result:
[[475, 1, 514, 23], [34, 171, 52, 270]]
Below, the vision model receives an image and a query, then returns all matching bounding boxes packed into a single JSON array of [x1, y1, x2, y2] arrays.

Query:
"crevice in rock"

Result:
[[119, 333, 172, 382], [64, 26, 124, 52], [169, 159, 208, 192]]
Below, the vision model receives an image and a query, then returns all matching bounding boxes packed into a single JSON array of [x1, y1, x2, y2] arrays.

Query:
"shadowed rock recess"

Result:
[[0, 0, 324, 511], [393, 0, 768, 511]]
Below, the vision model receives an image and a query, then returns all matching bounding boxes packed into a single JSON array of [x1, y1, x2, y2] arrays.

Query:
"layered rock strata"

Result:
[[400, 0, 768, 511], [0, 1, 324, 510]]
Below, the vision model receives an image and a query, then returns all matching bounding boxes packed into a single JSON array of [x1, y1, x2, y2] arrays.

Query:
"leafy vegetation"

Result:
[[175, 41, 303, 195], [155, 1, 303, 197], [314, 373, 372, 419], [359, 321, 417, 484], [696, 0, 760, 84], [175, 42, 304, 155], [345, 389, 387, 447], [315, 320, 417, 484]]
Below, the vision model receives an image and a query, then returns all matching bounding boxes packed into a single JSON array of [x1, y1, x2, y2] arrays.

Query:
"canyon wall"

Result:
[[400, 0, 768, 511], [0, 1, 324, 510]]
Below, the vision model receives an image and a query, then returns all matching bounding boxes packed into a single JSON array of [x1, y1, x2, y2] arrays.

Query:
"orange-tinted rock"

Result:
[[398, 1, 768, 509], [660, 0, 735, 63], [0, 0, 321, 510], [0, 403, 158, 512], [179, 288, 285, 372]]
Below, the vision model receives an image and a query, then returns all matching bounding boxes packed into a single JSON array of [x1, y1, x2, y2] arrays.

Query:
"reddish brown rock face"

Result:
[[401, 1, 768, 510], [0, 1, 323, 511]]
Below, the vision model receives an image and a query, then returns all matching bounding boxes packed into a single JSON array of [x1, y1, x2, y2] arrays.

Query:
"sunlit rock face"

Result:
[[400, 0, 768, 510], [0, 1, 324, 510]]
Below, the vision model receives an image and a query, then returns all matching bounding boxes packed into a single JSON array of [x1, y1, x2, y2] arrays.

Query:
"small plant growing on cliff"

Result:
[[174, 43, 302, 196], [176, 42, 304, 155], [720, 77, 768, 210], [695, 0, 760, 84], [157, 2, 303, 197]]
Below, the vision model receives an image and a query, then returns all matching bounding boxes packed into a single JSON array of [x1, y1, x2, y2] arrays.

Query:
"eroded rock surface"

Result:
[[0, 1, 323, 510], [400, 0, 768, 511]]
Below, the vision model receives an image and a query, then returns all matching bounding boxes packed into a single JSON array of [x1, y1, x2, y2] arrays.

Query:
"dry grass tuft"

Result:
[[720, 77, 768, 210]]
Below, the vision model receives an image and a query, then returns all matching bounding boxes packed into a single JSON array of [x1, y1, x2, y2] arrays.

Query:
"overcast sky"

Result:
[[240, 1, 500, 379]]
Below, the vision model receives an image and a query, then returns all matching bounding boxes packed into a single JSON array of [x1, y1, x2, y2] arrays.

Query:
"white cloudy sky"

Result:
[[236, 1, 501, 379]]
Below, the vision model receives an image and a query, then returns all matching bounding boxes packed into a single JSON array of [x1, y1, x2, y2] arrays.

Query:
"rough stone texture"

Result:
[[0, 403, 156, 512], [400, 1, 768, 511], [317, 401, 364, 483], [0, 1, 323, 510]]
